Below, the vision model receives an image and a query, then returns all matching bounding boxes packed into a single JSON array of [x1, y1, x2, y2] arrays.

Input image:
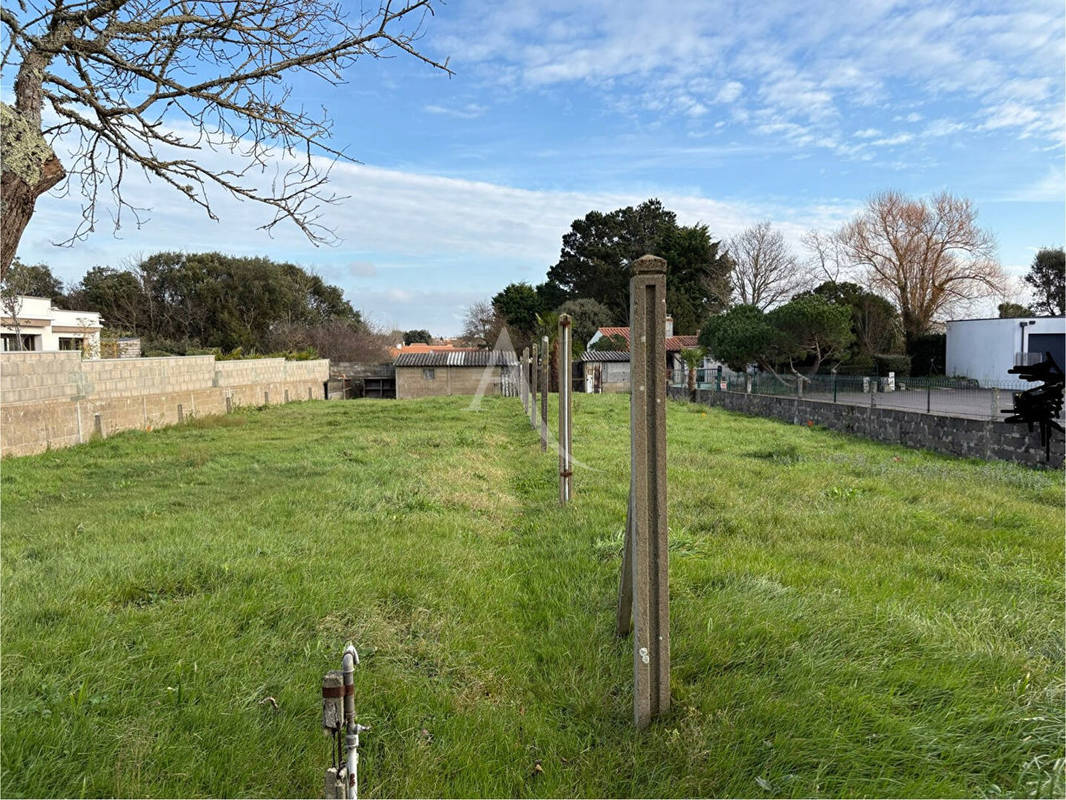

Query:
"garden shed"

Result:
[[394, 350, 518, 399]]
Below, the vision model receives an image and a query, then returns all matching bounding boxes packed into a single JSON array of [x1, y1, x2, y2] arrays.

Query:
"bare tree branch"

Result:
[[0, 0, 452, 276]]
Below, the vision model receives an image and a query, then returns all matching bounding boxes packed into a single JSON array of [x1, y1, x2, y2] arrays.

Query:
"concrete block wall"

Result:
[[0, 351, 83, 403], [668, 386, 1064, 469], [81, 356, 217, 398], [1, 354, 329, 457], [214, 358, 286, 387]]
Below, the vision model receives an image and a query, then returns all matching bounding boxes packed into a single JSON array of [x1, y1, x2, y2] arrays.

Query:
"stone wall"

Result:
[[1, 353, 329, 457], [668, 386, 1064, 469]]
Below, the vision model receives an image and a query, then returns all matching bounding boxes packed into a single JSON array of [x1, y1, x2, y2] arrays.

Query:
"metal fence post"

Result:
[[926, 380, 932, 414], [558, 315, 573, 504], [540, 335, 549, 452], [615, 254, 669, 730], [832, 371, 838, 403]]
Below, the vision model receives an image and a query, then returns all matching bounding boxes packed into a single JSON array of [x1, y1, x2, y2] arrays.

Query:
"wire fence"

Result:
[[669, 368, 1054, 422]]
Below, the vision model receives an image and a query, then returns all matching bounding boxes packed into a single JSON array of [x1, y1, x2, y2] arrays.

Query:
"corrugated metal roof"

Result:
[[394, 350, 519, 367], [580, 350, 630, 362]]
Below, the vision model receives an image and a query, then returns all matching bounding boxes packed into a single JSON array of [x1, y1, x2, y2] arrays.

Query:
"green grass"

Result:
[[2, 394, 1062, 798]]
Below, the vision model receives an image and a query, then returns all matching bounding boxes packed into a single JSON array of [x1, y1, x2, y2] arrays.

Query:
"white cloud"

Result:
[[18, 144, 857, 332], [870, 132, 914, 146], [854, 128, 881, 139], [715, 81, 744, 104], [436, 0, 1065, 155], [424, 103, 487, 119], [347, 260, 377, 277], [995, 167, 1066, 202]]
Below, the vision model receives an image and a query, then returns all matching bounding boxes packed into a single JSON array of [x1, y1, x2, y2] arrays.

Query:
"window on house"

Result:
[[2, 333, 37, 351], [422, 368, 436, 380], [59, 337, 85, 351]]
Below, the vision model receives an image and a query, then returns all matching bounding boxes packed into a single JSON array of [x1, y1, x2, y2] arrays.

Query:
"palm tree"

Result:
[[680, 347, 705, 400]]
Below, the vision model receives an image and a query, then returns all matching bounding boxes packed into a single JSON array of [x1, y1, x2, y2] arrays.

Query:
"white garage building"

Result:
[[945, 316, 1065, 385]]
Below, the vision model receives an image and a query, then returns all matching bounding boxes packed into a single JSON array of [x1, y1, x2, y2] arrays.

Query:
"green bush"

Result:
[[834, 354, 875, 375], [873, 353, 911, 376]]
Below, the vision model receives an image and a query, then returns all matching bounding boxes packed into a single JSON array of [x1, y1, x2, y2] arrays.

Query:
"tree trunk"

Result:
[[1, 103, 66, 279]]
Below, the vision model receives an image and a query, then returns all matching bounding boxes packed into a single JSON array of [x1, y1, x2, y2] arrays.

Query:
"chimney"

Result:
[[665, 315, 674, 338]]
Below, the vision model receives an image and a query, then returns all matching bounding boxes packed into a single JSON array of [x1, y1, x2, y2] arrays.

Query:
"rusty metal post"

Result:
[[529, 344, 538, 428], [540, 335, 549, 452], [558, 315, 573, 504], [616, 254, 669, 730]]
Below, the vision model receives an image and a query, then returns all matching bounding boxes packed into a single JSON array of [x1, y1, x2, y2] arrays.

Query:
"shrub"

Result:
[[874, 353, 911, 376]]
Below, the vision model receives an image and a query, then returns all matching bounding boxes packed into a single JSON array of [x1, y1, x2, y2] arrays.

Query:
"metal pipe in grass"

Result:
[[341, 643, 368, 800]]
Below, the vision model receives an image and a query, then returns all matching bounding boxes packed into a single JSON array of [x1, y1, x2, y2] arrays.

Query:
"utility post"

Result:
[[558, 315, 573, 504], [615, 254, 670, 730]]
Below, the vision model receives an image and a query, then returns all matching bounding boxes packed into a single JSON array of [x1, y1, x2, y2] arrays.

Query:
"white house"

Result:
[[945, 316, 1065, 385], [1, 296, 103, 356]]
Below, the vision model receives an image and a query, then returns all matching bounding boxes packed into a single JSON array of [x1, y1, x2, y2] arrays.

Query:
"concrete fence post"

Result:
[[285, 389, 289, 403], [521, 347, 530, 415], [177, 403, 184, 423], [540, 335, 549, 452], [615, 254, 670, 730], [93, 413, 103, 438], [529, 345, 538, 427], [991, 387, 1000, 421], [558, 315, 573, 504], [226, 395, 233, 413]]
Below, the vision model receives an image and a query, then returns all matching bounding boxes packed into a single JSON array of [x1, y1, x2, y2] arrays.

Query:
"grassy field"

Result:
[[1, 394, 1063, 798]]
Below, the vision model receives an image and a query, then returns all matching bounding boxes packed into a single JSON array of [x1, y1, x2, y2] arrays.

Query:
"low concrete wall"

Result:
[[669, 386, 1064, 469], [1, 353, 329, 457]]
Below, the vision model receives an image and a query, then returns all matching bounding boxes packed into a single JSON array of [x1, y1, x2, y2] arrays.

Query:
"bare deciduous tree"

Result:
[[837, 191, 1005, 344], [0, 0, 451, 278], [460, 300, 504, 349], [728, 221, 810, 310], [802, 229, 848, 285]]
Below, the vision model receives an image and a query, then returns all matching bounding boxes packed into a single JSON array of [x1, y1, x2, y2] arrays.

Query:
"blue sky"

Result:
[[16, 0, 1066, 335]]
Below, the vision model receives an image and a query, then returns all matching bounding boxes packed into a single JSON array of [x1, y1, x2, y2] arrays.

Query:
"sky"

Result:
[[13, 0, 1066, 335]]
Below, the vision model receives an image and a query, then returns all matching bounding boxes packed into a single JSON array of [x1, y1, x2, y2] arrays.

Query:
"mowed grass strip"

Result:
[[1, 394, 1062, 798]]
